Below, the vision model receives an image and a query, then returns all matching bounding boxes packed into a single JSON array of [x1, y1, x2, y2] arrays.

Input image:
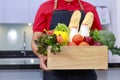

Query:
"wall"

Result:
[[96, 0, 120, 80], [108, 0, 120, 46], [0, 24, 32, 50]]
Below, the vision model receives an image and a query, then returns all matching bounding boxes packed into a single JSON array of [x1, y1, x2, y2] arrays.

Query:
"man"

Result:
[[31, 0, 102, 80]]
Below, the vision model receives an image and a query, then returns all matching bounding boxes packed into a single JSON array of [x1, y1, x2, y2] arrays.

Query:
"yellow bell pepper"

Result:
[[54, 31, 68, 43]]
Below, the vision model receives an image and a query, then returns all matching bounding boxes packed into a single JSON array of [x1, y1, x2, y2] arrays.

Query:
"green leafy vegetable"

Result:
[[54, 23, 69, 33], [90, 29, 99, 41], [90, 29, 116, 49], [34, 33, 61, 56], [110, 46, 120, 55], [97, 30, 116, 49]]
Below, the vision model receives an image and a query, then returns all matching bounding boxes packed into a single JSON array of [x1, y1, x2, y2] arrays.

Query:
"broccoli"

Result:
[[97, 30, 116, 49]]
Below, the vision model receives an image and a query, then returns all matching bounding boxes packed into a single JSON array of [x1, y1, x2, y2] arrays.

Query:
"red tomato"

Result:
[[72, 34, 84, 45], [68, 42, 77, 46]]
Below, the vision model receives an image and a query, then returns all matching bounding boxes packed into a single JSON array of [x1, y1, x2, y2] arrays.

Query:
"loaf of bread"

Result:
[[81, 12, 94, 29], [68, 10, 81, 29]]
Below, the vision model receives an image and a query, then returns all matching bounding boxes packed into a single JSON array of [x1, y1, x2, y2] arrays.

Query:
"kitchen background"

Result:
[[0, 0, 120, 80]]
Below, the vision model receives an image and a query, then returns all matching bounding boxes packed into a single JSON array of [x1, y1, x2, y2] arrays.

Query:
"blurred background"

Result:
[[0, 0, 120, 80]]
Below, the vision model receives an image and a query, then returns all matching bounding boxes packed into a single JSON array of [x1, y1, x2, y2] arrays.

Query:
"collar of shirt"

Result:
[[52, 0, 80, 11], [51, 0, 80, 5]]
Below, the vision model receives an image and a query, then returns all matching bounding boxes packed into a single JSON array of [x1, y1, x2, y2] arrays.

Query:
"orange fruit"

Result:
[[79, 41, 90, 46]]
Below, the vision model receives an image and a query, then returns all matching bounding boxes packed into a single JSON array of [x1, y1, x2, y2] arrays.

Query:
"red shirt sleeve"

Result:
[[33, 1, 54, 32], [33, 3, 46, 32]]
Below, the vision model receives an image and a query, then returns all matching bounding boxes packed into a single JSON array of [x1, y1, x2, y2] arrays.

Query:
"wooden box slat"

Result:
[[47, 46, 108, 70]]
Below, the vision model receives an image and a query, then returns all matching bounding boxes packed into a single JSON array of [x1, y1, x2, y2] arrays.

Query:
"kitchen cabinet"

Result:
[[0, 0, 5, 23], [0, 0, 45, 23], [5, 0, 29, 23]]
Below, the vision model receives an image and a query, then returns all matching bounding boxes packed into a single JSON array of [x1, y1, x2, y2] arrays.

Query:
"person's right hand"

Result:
[[38, 54, 48, 70]]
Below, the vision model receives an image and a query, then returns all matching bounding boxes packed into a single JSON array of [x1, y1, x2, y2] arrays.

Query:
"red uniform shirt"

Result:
[[33, 0, 102, 32]]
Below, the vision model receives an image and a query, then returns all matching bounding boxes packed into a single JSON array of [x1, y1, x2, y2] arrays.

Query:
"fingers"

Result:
[[39, 55, 48, 70], [40, 63, 48, 70]]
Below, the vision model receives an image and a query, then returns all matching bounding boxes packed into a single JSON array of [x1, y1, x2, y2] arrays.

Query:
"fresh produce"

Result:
[[72, 34, 84, 45], [92, 41, 102, 46], [90, 29, 99, 41], [79, 41, 90, 46], [90, 29, 116, 49], [110, 46, 120, 55], [56, 34, 63, 44], [54, 31, 68, 43], [54, 23, 69, 33], [54, 23, 69, 45], [84, 36, 94, 45], [35, 32, 61, 55], [68, 42, 77, 46]]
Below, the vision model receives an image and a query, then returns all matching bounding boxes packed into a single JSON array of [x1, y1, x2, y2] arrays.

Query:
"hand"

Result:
[[39, 54, 48, 70]]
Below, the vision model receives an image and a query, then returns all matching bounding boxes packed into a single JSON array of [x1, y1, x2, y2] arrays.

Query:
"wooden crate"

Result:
[[47, 46, 108, 70]]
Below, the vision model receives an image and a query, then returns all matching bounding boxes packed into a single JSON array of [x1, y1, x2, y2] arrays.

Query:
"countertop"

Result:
[[0, 51, 120, 69]]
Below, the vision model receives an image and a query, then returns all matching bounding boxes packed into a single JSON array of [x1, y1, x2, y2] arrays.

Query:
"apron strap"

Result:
[[53, 0, 85, 11], [53, 0, 58, 10], [78, 0, 85, 10]]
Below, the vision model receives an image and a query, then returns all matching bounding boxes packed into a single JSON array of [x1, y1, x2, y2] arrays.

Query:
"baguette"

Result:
[[81, 12, 94, 29], [68, 10, 81, 29]]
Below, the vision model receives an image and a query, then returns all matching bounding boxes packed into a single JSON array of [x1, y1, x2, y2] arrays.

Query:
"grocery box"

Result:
[[47, 46, 108, 70]]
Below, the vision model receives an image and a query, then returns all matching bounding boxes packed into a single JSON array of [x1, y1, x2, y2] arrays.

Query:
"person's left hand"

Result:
[[39, 54, 48, 70]]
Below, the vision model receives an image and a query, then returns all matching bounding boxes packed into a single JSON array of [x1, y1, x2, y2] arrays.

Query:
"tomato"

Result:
[[72, 34, 84, 45], [68, 42, 77, 46], [79, 41, 90, 46]]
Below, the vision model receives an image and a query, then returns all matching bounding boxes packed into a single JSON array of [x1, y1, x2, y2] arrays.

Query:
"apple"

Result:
[[84, 36, 94, 45]]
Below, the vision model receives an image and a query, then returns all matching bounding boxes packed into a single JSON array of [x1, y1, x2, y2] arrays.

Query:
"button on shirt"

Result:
[[33, 0, 102, 32]]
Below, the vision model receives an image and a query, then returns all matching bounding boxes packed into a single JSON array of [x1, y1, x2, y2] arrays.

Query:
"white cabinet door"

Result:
[[0, 0, 5, 23], [5, 0, 29, 23], [30, 0, 45, 23]]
